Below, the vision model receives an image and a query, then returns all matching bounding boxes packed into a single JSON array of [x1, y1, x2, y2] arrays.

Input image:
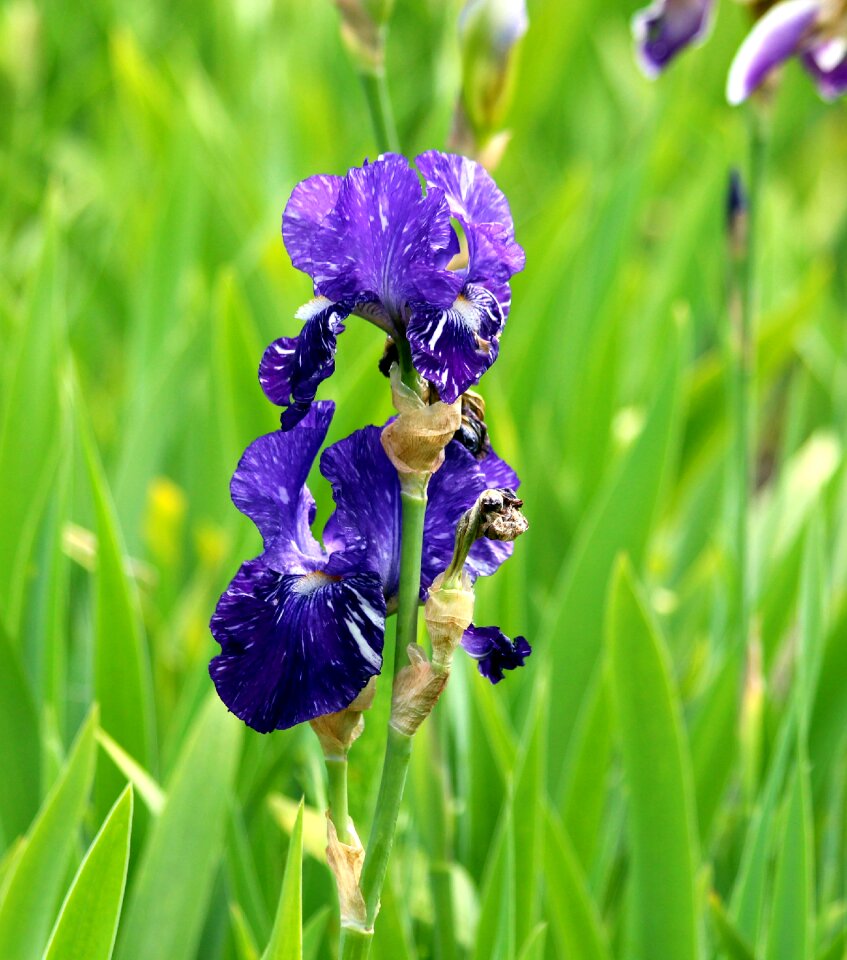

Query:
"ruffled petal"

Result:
[[259, 298, 350, 429], [802, 38, 847, 99], [632, 0, 715, 77], [407, 284, 504, 403], [727, 0, 821, 104], [299, 154, 461, 315], [320, 425, 401, 591], [282, 174, 343, 277], [210, 558, 386, 732], [460, 624, 531, 683], [230, 402, 334, 569]]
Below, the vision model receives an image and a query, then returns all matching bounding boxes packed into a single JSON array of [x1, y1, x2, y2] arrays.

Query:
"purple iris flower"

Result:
[[260, 152, 524, 426], [210, 402, 529, 733], [727, 0, 847, 103], [461, 625, 531, 683], [632, 0, 716, 76]]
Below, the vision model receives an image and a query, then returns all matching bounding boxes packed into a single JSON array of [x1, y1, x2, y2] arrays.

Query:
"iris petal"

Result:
[[802, 41, 847, 100], [460, 624, 531, 684], [210, 559, 386, 732], [230, 403, 334, 569], [632, 0, 715, 77]]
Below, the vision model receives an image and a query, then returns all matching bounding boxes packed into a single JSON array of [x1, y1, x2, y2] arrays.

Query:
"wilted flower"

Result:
[[260, 151, 524, 424], [461, 625, 531, 683], [632, 0, 715, 76], [727, 0, 847, 103], [210, 401, 526, 732]]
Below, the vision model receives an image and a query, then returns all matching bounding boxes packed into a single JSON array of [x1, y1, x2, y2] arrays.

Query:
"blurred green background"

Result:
[[2, 0, 846, 957]]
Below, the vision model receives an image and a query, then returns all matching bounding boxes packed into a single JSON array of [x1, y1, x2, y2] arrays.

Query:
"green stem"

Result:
[[733, 107, 767, 652], [326, 757, 350, 844], [360, 67, 400, 154], [339, 927, 372, 960]]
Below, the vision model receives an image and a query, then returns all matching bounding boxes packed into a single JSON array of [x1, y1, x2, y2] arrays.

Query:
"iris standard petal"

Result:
[[727, 0, 821, 104], [460, 623, 531, 683], [302, 154, 462, 315], [230, 402, 334, 568], [407, 284, 503, 404], [259, 297, 350, 429], [632, 0, 715, 77], [320, 424, 401, 590], [210, 558, 386, 732], [282, 174, 344, 277]]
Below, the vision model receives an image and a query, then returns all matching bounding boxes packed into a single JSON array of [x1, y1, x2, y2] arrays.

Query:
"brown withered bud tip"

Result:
[[390, 645, 449, 736], [477, 487, 528, 542], [378, 339, 399, 378], [454, 390, 491, 459]]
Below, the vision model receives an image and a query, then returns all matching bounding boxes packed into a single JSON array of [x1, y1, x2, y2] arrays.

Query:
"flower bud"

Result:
[[425, 571, 475, 673], [310, 679, 377, 759], [458, 0, 528, 140], [326, 816, 369, 931], [390, 644, 449, 736], [334, 0, 393, 74], [380, 364, 462, 490]]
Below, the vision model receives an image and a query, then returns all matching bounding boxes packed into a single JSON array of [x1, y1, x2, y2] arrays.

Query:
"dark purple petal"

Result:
[[727, 0, 821, 104], [230, 403, 334, 569], [460, 624, 531, 684], [282, 174, 343, 277], [632, 0, 715, 77], [802, 38, 847, 100], [320, 424, 520, 601], [259, 298, 349, 429], [320, 425, 401, 590], [210, 559, 386, 732], [407, 284, 504, 404], [297, 154, 461, 316], [423, 441, 518, 590]]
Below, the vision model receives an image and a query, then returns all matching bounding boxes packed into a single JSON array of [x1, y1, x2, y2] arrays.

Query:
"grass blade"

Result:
[[261, 799, 303, 960]]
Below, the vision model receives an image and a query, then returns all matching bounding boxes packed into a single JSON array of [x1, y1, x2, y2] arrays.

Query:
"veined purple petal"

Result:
[[297, 154, 462, 316], [230, 402, 334, 570], [460, 624, 531, 683], [283, 174, 343, 277], [802, 38, 847, 99], [632, 0, 715, 77], [727, 0, 821, 104], [210, 559, 385, 732], [320, 425, 401, 590], [259, 298, 349, 429], [320, 423, 520, 600], [407, 284, 504, 404]]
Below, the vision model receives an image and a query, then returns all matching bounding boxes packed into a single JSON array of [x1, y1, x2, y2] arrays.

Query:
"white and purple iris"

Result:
[[209, 402, 530, 733], [632, 0, 847, 102], [260, 151, 524, 427]]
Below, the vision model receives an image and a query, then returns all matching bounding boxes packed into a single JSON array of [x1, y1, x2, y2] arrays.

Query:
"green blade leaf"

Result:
[[115, 696, 241, 960], [0, 709, 98, 960], [765, 764, 814, 960], [261, 798, 303, 960], [542, 804, 612, 960], [608, 557, 701, 960], [43, 784, 134, 960], [708, 893, 755, 960], [0, 625, 42, 843]]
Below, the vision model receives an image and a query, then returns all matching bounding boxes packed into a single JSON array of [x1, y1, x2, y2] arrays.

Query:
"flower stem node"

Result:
[[390, 645, 449, 736], [425, 572, 476, 673], [380, 364, 462, 492], [310, 678, 377, 759], [327, 815, 372, 933]]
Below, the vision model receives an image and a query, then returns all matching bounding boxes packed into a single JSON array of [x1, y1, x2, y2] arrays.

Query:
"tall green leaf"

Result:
[[608, 558, 701, 960], [261, 799, 303, 960], [115, 696, 241, 960], [43, 785, 134, 960], [0, 709, 98, 960]]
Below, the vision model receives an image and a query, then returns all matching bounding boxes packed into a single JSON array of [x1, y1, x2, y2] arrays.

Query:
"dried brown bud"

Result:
[[425, 572, 475, 673], [380, 365, 461, 483], [454, 390, 491, 459], [390, 645, 449, 736], [310, 679, 377, 759], [477, 488, 528, 541], [326, 816, 369, 931]]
